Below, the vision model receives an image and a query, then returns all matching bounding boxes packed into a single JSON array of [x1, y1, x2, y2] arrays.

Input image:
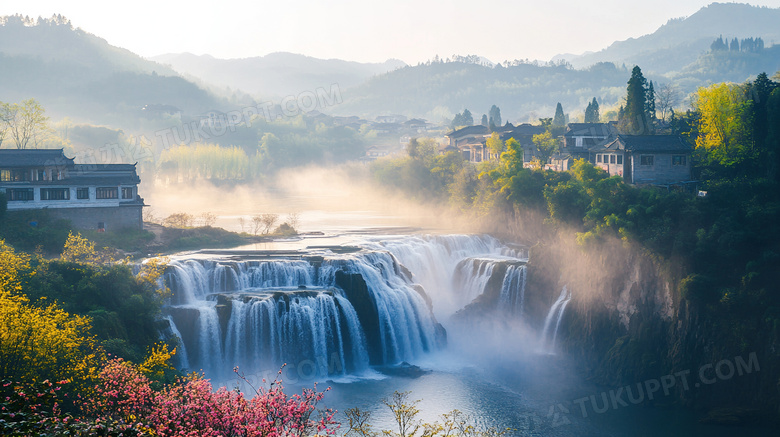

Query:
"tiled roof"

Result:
[[0, 149, 74, 167], [598, 135, 692, 153]]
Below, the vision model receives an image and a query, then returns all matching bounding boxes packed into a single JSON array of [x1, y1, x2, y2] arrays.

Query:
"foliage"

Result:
[[83, 361, 338, 437], [488, 105, 501, 130], [1, 240, 103, 388], [485, 132, 503, 159], [345, 391, 507, 437], [618, 66, 652, 134], [61, 231, 105, 264], [552, 102, 565, 127], [0, 209, 72, 254], [0, 98, 50, 149], [531, 131, 558, 166], [164, 212, 194, 228], [584, 97, 600, 123], [692, 82, 754, 170], [0, 191, 6, 221]]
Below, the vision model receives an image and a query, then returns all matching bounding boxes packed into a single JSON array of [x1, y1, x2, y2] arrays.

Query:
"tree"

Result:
[[655, 83, 680, 122], [646, 81, 656, 125], [710, 35, 727, 51], [584, 98, 600, 123], [163, 212, 194, 228], [532, 131, 558, 166], [552, 102, 566, 127], [451, 113, 464, 129], [462, 109, 473, 126], [488, 105, 501, 130], [480, 114, 488, 127], [730, 37, 740, 51], [1, 99, 50, 149], [619, 66, 651, 134], [259, 213, 279, 234], [693, 82, 754, 169], [485, 132, 503, 160]]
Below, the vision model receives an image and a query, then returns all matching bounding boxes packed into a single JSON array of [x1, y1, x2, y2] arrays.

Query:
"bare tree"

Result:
[[655, 83, 680, 122], [260, 213, 279, 234], [251, 215, 264, 236], [199, 212, 217, 227], [238, 217, 247, 233], [286, 212, 301, 231], [163, 212, 194, 228]]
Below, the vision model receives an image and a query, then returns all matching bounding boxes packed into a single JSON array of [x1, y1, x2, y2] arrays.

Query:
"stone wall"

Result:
[[48, 205, 143, 231]]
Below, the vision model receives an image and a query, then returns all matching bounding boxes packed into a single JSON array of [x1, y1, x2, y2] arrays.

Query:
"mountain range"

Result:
[[1, 3, 779, 128], [151, 52, 406, 99]]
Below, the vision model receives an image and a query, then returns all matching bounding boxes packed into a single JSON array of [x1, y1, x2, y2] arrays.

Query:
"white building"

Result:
[[0, 149, 145, 231]]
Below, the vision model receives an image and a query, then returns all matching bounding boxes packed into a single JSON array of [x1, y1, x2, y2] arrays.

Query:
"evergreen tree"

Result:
[[646, 80, 656, 125], [488, 105, 502, 129], [619, 66, 651, 134], [730, 37, 740, 51], [584, 97, 600, 123], [552, 102, 565, 127], [481, 114, 488, 127], [462, 109, 474, 126], [451, 113, 464, 128], [710, 35, 727, 51]]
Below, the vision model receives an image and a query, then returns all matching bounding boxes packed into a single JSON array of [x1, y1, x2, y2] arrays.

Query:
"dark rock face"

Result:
[[335, 270, 383, 365]]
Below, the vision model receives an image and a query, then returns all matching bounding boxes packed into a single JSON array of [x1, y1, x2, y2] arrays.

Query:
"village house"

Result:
[[0, 149, 145, 230], [593, 135, 693, 186], [445, 123, 543, 163]]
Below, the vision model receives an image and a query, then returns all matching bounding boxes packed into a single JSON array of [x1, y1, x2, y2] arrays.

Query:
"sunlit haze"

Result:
[[3, 0, 780, 63]]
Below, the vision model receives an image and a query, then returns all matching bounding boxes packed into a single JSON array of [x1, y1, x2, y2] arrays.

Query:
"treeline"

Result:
[[155, 115, 369, 182], [710, 36, 766, 52]]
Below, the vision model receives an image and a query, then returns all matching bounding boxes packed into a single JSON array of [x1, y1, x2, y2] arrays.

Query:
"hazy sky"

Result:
[[2, 1, 780, 64]]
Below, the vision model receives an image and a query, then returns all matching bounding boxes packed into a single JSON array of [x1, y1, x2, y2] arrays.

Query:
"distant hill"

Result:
[[151, 52, 407, 99], [0, 15, 223, 124], [334, 3, 780, 121], [332, 61, 630, 122], [561, 3, 780, 75]]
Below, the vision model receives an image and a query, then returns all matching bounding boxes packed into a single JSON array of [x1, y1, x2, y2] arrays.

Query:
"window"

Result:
[[121, 187, 134, 199], [40, 188, 70, 200], [37, 169, 45, 181], [575, 137, 583, 148], [77, 188, 90, 199], [0, 170, 9, 181], [596, 154, 602, 163], [672, 155, 687, 166], [610, 155, 616, 164], [640, 155, 654, 166], [96, 187, 118, 199], [6, 169, 29, 182], [617, 155, 623, 165], [6, 188, 34, 201]]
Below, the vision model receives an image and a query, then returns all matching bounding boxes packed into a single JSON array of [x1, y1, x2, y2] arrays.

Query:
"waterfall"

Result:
[[540, 286, 572, 353], [164, 250, 441, 379], [161, 234, 541, 379], [499, 264, 526, 316]]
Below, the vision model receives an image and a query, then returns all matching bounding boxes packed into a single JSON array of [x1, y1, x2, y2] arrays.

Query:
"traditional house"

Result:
[[0, 149, 145, 230], [593, 135, 693, 185], [561, 122, 618, 161], [445, 124, 543, 163]]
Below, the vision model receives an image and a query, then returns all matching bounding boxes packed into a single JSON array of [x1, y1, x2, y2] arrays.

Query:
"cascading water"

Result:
[[160, 234, 565, 381], [499, 264, 526, 316], [164, 250, 444, 379], [540, 286, 572, 353]]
